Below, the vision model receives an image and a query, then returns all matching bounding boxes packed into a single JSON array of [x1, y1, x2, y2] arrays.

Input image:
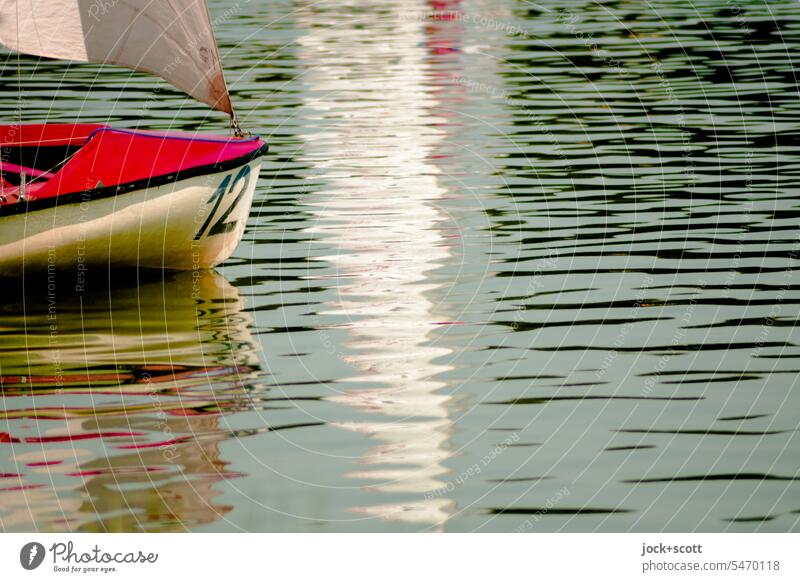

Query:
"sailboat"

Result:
[[0, 0, 268, 276]]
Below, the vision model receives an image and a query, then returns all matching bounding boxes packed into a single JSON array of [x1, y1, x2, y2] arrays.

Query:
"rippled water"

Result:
[[1, 0, 799, 532]]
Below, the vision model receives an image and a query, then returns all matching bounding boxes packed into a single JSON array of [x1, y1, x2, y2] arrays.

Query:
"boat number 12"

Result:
[[194, 165, 252, 240]]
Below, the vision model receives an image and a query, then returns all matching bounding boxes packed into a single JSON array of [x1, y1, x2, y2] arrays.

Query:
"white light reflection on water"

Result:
[[298, 0, 458, 527]]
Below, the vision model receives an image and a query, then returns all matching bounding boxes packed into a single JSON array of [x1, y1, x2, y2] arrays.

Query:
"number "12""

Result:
[[194, 165, 252, 240]]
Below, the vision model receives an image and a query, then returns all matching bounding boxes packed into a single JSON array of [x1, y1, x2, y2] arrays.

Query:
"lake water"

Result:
[[1, 0, 799, 532]]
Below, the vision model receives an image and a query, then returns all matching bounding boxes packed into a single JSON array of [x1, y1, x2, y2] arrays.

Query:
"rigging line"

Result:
[[40, 145, 83, 177], [16, 0, 21, 129]]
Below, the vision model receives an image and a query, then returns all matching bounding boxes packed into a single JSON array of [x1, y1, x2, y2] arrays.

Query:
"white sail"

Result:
[[0, 0, 233, 114]]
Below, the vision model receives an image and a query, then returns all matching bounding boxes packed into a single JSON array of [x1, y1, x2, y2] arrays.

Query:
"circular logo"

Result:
[[19, 542, 46, 570]]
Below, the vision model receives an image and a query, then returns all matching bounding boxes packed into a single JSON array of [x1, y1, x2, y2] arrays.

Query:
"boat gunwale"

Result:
[[84, 126, 265, 146], [0, 140, 268, 218], [0, 125, 265, 147]]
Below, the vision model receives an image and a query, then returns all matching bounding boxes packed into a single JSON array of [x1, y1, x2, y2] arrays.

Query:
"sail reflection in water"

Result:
[[0, 271, 261, 532], [299, 0, 459, 528]]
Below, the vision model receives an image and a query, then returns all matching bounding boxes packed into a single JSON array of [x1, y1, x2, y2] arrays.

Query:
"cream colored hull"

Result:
[[0, 160, 261, 276]]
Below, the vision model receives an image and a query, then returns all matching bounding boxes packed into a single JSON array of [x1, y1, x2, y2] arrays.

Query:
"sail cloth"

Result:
[[0, 0, 233, 114]]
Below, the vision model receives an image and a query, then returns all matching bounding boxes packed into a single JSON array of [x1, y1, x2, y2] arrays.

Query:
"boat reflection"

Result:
[[298, 0, 460, 528], [0, 270, 261, 532]]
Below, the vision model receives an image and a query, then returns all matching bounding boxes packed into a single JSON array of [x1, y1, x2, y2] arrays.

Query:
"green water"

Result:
[[1, 0, 799, 532]]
